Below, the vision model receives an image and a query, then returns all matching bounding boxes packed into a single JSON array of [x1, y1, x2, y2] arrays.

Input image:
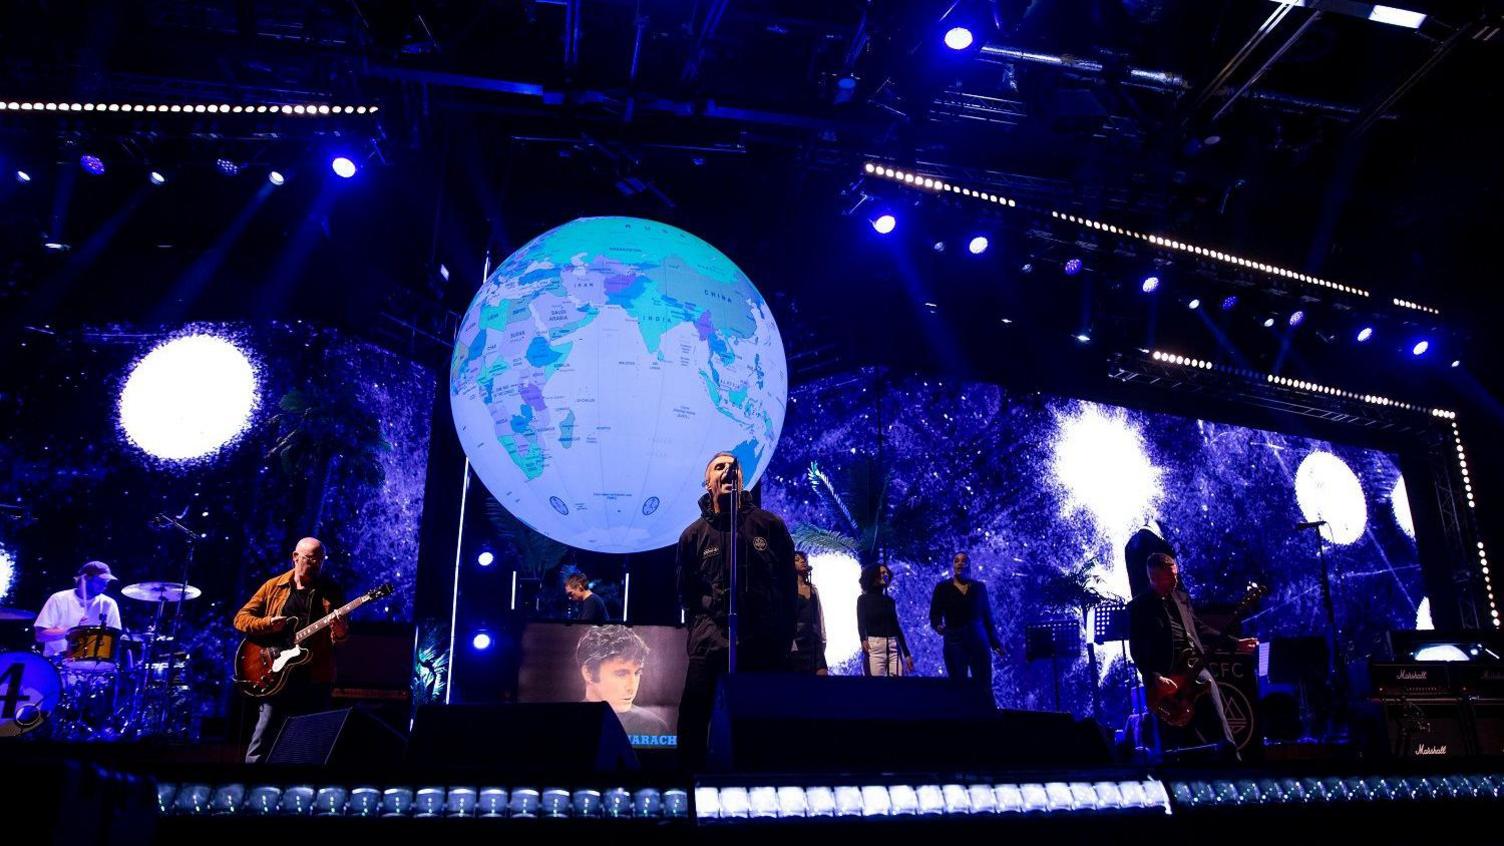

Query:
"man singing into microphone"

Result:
[[675, 451, 798, 768]]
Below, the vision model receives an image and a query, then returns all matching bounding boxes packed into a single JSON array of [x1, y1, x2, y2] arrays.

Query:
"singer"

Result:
[[674, 451, 797, 768]]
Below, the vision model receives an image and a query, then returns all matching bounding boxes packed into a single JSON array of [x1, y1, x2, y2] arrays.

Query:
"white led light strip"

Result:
[[1393, 298, 1440, 315], [1148, 350, 1456, 418], [0, 101, 378, 115], [859, 162, 1467, 312], [1454, 421, 1497, 627]]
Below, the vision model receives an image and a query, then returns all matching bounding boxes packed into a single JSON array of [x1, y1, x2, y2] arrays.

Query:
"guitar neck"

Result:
[[294, 594, 369, 644]]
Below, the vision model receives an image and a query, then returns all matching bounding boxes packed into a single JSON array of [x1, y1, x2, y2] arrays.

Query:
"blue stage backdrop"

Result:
[[759, 368, 1424, 723], [0, 323, 432, 723]]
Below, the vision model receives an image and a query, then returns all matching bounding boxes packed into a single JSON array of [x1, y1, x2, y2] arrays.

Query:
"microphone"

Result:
[[1295, 520, 1328, 531]]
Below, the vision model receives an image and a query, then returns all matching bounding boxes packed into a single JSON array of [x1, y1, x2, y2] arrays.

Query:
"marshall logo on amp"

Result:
[[1415, 744, 1448, 756], [1397, 670, 1429, 681]]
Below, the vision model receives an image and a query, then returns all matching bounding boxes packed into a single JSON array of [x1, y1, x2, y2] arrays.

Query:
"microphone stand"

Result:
[[727, 481, 740, 675], [1298, 521, 1349, 741], [144, 512, 198, 738]]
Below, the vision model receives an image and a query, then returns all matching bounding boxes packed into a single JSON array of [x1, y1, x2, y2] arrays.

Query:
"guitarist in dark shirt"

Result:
[[233, 537, 349, 763], [1128, 553, 1256, 760]]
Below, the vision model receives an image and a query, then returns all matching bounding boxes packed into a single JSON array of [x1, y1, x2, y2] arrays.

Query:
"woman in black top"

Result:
[[857, 564, 913, 676], [790, 552, 828, 674]]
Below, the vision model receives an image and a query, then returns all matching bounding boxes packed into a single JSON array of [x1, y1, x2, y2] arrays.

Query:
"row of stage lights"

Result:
[[12, 155, 361, 191], [0, 100, 378, 115], [1457, 420, 1497, 627], [696, 780, 1170, 819], [1149, 349, 1457, 418], [862, 163, 1448, 316]]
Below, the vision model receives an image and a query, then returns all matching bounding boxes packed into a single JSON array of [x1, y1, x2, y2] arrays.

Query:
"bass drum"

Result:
[[0, 651, 63, 737]]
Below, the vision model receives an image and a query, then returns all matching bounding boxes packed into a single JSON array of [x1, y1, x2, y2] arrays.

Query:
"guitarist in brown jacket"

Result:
[[1128, 552, 1256, 761], [234, 537, 349, 762]]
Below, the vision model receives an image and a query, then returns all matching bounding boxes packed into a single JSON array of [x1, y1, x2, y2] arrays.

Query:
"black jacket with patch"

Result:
[[675, 493, 797, 659]]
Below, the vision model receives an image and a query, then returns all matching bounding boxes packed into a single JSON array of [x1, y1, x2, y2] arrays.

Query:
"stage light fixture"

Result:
[[1289, 310, 1305, 327], [1357, 327, 1373, 343], [944, 27, 975, 50], [1263, 318, 1276, 328], [15, 170, 30, 183], [79, 154, 105, 175], [871, 213, 896, 234], [216, 158, 240, 176], [148, 171, 167, 186], [1221, 295, 1238, 311], [477, 551, 494, 567], [331, 156, 357, 178], [268, 171, 285, 186], [1141, 275, 1160, 293], [1063, 258, 1083, 276], [968, 236, 989, 255], [1451, 360, 1461, 368], [1412, 340, 1430, 356], [1075, 333, 1091, 344], [471, 631, 492, 650], [1188, 298, 1201, 310]]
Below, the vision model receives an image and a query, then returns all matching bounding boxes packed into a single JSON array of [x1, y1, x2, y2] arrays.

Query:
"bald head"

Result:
[[292, 537, 325, 585]]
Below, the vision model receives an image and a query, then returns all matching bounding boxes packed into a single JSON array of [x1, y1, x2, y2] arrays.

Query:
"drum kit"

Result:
[[0, 580, 202, 741]]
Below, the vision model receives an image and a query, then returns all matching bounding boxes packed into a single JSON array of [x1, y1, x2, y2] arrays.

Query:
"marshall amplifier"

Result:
[[1467, 699, 1504, 757], [1369, 662, 1454, 699], [1455, 664, 1504, 699], [1381, 698, 1469, 760]]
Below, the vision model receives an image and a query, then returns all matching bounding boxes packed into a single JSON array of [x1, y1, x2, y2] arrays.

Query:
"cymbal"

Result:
[[121, 581, 202, 603], [0, 607, 34, 622]]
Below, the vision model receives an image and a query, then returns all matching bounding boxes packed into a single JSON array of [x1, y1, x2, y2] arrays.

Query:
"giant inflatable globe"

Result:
[[450, 217, 788, 553]]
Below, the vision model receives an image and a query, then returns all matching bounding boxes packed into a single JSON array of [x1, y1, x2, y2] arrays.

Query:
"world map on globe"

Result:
[[450, 216, 788, 553]]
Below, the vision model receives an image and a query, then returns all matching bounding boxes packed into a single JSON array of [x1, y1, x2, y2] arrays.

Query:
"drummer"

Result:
[[33, 561, 123, 658]]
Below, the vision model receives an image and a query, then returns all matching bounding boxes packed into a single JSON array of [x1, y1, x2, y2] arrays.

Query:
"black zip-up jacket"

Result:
[[675, 493, 798, 659]]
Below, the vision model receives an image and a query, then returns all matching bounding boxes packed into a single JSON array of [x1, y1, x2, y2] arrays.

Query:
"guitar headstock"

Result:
[[365, 582, 395, 601]]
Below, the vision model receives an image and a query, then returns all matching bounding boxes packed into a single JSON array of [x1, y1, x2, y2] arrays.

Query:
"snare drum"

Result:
[[63, 625, 123, 672], [0, 651, 63, 737]]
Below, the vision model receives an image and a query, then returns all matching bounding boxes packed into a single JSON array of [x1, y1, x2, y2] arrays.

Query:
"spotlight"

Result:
[[871, 213, 896, 235], [1188, 298, 1201, 310], [1356, 326, 1373, 343], [968, 236, 989, 255], [1263, 317, 1276, 328], [79, 154, 106, 175], [1289, 310, 1305, 327], [216, 158, 240, 176], [42, 241, 69, 251], [1075, 333, 1092, 344], [1141, 276, 1160, 293], [331, 156, 357, 178], [472, 631, 492, 651], [1063, 258, 1083, 276], [15, 170, 30, 183], [1221, 295, 1238, 311], [477, 551, 494, 567], [148, 171, 167, 186], [1412, 340, 1429, 356], [267, 170, 285, 186], [932, 241, 946, 253], [944, 27, 975, 50], [1451, 360, 1461, 368]]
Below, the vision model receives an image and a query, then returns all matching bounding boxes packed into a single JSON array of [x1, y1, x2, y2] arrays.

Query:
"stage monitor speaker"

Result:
[[266, 707, 407, 766], [408, 702, 639, 773], [1467, 699, 1504, 757], [708, 674, 1112, 772], [1381, 699, 1469, 760]]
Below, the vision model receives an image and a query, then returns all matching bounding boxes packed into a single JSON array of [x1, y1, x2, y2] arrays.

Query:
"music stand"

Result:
[[1026, 620, 1082, 711], [1093, 600, 1140, 713]]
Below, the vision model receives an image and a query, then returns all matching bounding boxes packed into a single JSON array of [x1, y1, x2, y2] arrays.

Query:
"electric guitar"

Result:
[[1146, 582, 1268, 727], [234, 582, 392, 698]]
